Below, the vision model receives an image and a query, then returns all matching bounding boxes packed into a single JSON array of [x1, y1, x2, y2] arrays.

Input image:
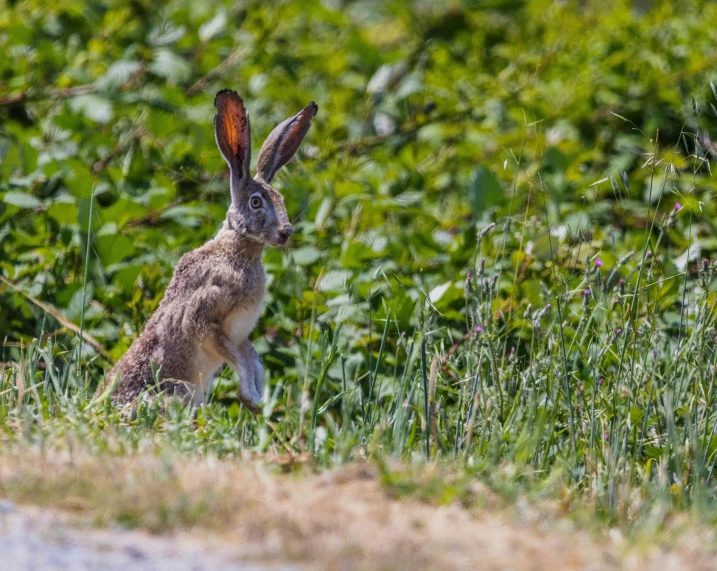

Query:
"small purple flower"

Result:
[[674, 202, 682, 212], [467, 271, 472, 279], [653, 349, 659, 357], [594, 258, 604, 268], [545, 303, 551, 310], [616, 329, 623, 336], [599, 378, 604, 385], [619, 279, 625, 285], [475, 325, 483, 334], [603, 432, 609, 441], [583, 289, 591, 297]]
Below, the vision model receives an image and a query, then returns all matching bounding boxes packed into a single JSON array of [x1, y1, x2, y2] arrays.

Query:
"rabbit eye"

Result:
[[249, 195, 263, 210]]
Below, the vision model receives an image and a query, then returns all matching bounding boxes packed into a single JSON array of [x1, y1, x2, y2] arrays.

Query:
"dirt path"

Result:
[[1, 455, 716, 570], [0, 503, 287, 571]]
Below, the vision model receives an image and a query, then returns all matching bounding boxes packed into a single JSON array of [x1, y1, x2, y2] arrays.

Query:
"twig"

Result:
[[326, 110, 473, 159], [2, 328, 66, 347], [0, 85, 96, 107], [0, 275, 109, 358], [125, 197, 185, 227], [92, 126, 147, 174], [188, 46, 250, 96]]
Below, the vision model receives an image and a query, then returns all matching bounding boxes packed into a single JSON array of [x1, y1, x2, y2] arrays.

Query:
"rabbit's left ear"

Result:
[[256, 101, 318, 183], [214, 90, 251, 203]]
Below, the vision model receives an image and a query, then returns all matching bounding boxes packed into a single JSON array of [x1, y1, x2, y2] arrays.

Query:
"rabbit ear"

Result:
[[214, 90, 251, 203], [256, 101, 318, 183]]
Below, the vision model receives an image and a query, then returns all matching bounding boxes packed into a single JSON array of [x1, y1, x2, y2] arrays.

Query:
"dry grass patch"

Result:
[[0, 451, 716, 570]]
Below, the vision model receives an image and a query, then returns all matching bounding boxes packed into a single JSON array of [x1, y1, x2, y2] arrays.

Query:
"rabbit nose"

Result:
[[278, 226, 293, 244]]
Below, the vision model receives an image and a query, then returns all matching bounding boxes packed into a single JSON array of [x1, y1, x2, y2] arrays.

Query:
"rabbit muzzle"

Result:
[[276, 225, 293, 245]]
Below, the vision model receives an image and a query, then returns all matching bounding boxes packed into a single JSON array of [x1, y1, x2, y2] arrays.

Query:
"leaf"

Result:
[[318, 270, 352, 292], [0, 202, 18, 225], [64, 159, 93, 199], [395, 72, 423, 100], [69, 94, 114, 123], [199, 11, 227, 42], [642, 180, 666, 204], [77, 198, 101, 233], [530, 232, 561, 261], [314, 198, 332, 230], [103, 197, 148, 227], [387, 294, 415, 332], [367, 65, 394, 95], [543, 147, 569, 172], [341, 241, 375, 269], [148, 22, 186, 46], [2, 191, 40, 209], [674, 241, 701, 272], [95, 234, 136, 267], [292, 246, 322, 266], [96, 60, 142, 88], [67, 282, 94, 320], [160, 205, 207, 227], [468, 166, 504, 216], [48, 200, 78, 225], [149, 49, 191, 84], [112, 263, 143, 292], [429, 282, 451, 303], [335, 181, 363, 198]]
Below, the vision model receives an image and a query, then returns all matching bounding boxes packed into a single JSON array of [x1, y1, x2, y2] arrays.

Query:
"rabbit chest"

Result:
[[224, 293, 265, 347], [193, 264, 266, 387], [223, 261, 267, 347]]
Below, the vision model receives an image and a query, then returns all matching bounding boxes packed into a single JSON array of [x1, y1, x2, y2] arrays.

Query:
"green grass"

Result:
[[3, 0, 717, 546], [3, 179, 717, 535]]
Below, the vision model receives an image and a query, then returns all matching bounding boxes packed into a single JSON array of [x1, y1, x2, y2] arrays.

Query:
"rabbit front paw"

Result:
[[251, 357, 265, 404], [245, 356, 265, 407], [237, 343, 264, 414], [238, 368, 261, 414], [238, 392, 262, 415]]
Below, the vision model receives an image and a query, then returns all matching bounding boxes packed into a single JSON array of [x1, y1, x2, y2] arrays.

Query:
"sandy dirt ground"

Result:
[[0, 504, 281, 570], [1, 460, 716, 571]]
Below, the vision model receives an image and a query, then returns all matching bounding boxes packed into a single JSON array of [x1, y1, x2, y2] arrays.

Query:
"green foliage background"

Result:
[[5, 0, 717, 521], [4, 0, 715, 354]]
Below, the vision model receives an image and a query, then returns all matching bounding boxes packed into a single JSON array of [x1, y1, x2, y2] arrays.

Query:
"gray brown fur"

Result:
[[101, 90, 317, 410]]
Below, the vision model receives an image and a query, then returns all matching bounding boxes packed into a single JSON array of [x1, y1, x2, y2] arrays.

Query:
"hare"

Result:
[[101, 89, 317, 412]]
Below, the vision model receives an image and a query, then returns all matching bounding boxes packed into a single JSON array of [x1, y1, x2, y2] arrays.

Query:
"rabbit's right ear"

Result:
[[214, 90, 251, 202], [256, 101, 318, 183]]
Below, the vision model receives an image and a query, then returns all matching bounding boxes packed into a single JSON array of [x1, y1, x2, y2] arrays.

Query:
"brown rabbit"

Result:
[[101, 89, 317, 412]]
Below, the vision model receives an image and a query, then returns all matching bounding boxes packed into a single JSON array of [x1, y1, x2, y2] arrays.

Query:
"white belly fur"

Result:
[[225, 296, 264, 347], [193, 296, 265, 403]]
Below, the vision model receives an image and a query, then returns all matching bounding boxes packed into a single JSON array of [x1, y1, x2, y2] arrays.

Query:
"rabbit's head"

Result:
[[214, 90, 317, 246]]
